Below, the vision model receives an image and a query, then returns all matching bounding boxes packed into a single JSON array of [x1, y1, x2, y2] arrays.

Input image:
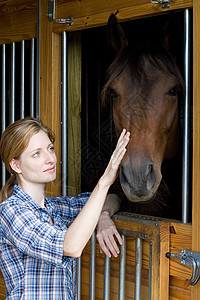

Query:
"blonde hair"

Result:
[[0, 117, 55, 202]]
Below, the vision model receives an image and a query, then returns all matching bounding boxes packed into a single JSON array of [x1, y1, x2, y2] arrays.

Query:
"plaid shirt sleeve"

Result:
[[0, 202, 67, 267], [49, 192, 90, 224]]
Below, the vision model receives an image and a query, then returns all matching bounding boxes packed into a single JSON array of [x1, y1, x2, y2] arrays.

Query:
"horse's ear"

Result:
[[107, 13, 128, 55], [162, 12, 182, 58]]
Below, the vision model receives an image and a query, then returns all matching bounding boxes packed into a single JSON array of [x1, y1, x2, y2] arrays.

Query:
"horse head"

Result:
[[102, 14, 185, 203]]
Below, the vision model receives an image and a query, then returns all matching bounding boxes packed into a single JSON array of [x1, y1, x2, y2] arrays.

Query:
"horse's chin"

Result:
[[122, 187, 157, 203]]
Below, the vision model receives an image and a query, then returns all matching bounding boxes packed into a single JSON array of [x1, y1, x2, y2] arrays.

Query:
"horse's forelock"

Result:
[[101, 44, 185, 105]]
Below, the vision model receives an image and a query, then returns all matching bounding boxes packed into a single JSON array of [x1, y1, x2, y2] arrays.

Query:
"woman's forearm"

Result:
[[63, 129, 130, 258], [101, 194, 121, 217], [63, 177, 110, 257]]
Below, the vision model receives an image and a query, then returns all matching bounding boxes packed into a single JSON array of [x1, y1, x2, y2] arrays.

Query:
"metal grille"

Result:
[[0, 39, 38, 188]]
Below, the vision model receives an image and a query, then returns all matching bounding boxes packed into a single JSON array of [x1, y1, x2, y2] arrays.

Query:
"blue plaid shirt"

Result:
[[0, 185, 89, 299]]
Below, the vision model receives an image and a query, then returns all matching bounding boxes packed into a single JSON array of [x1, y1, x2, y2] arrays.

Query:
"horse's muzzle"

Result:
[[119, 159, 160, 202]]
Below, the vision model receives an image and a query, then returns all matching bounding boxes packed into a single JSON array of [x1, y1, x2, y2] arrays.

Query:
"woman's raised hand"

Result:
[[100, 129, 130, 188]]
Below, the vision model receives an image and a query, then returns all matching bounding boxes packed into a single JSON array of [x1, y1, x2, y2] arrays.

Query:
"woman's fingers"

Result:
[[100, 129, 130, 188], [96, 214, 123, 258], [112, 130, 130, 164]]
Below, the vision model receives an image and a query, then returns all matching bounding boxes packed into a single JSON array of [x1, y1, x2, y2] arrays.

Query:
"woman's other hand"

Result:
[[96, 211, 122, 258]]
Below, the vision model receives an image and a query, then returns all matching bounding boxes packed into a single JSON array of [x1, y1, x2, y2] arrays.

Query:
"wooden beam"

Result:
[[0, 0, 37, 44], [192, 0, 200, 298], [40, 0, 61, 197], [53, 0, 193, 33]]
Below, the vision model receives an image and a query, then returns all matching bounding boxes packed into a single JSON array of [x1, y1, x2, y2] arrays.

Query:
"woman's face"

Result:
[[11, 130, 57, 186]]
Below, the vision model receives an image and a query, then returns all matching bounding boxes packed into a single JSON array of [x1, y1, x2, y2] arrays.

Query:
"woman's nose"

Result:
[[45, 152, 55, 163]]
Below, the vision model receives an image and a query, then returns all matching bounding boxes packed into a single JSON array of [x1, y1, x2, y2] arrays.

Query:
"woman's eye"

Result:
[[33, 152, 39, 158], [49, 146, 55, 152], [168, 85, 181, 97]]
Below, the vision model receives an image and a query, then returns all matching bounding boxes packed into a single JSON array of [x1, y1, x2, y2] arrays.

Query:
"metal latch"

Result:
[[150, 0, 174, 9], [56, 17, 73, 26], [46, 0, 55, 22], [166, 249, 200, 286]]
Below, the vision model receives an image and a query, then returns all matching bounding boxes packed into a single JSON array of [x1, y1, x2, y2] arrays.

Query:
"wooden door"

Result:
[[0, 0, 199, 299]]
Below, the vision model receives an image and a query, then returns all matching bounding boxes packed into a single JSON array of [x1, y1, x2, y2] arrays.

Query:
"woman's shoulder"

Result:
[[0, 194, 25, 212]]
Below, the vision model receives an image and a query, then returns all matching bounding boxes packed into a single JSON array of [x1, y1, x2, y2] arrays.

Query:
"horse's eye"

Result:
[[168, 85, 181, 97], [108, 87, 118, 100]]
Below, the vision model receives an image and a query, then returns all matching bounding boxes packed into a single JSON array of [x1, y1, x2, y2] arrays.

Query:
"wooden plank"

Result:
[[0, 0, 37, 44], [192, 0, 200, 299], [40, 0, 61, 197], [53, 0, 193, 32], [0, 271, 6, 299], [160, 222, 170, 299], [68, 32, 82, 196], [169, 223, 192, 280]]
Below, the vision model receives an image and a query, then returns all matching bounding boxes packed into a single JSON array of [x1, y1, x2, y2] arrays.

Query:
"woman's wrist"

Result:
[[98, 175, 111, 191]]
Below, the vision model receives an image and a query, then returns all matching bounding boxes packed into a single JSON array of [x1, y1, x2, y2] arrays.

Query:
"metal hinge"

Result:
[[46, 0, 55, 22], [150, 0, 174, 9], [166, 249, 200, 286]]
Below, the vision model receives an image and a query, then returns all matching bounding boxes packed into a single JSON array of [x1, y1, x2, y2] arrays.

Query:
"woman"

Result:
[[0, 117, 130, 299]]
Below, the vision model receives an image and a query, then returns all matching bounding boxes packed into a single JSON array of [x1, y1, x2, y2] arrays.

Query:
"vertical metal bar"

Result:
[[10, 42, 15, 124], [89, 232, 96, 300], [1, 44, 6, 187], [97, 61, 101, 153], [148, 242, 152, 300], [20, 40, 25, 118], [135, 238, 142, 300], [30, 38, 35, 117], [85, 61, 89, 159], [36, 0, 40, 118], [61, 31, 68, 196], [104, 255, 110, 300], [119, 235, 126, 300], [182, 8, 191, 224], [76, 256, 82, 300]]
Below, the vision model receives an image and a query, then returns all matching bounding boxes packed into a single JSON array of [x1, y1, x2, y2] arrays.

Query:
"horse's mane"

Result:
[[101, 43, 185, 104]]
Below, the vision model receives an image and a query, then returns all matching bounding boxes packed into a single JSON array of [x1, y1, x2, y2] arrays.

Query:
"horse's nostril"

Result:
[[146, 163, 156, 191]]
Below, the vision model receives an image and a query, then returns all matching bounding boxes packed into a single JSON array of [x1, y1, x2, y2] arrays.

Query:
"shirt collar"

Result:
[[13, 184, 46, 211]]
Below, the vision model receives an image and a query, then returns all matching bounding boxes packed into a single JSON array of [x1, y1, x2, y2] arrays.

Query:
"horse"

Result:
[[102, 14, 185, 218]]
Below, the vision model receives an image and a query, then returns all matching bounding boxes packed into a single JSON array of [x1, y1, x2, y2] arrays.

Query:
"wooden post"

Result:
[[67, 32, 82, 196], [40, 0, 61, 196], [192, 0, 200, 298]]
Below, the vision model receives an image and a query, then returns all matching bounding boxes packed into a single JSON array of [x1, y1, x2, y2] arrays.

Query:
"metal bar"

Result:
[[36, 0, 40, 118], [30, 38, 35, 117], [135, 238, 142, 300], [119, 235, 126, 300], [61, 31, 68, 196], [1, 44, 6, 134], [1, 44, 6, 187], [20, 40, 25, 118], [97, 61, 101, 153], [85, 61, 89, 159], [182, 8, 191, 224], [76, 256, 82, 300], [148, 242, 152, 300], [10, 42, 15, 124], [89, 232, 96, 300], [104, 255, 110, 300]]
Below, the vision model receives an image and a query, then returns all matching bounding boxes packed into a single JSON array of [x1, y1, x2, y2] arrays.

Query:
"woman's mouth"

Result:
[[44, 166, 56, 174]]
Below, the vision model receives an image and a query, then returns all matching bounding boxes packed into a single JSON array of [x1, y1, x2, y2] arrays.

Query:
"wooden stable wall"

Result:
[[0, 0, 200, 299]]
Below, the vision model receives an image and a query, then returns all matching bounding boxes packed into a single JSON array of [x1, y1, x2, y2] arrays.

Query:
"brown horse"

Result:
[[102, 14, 185, 217]]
